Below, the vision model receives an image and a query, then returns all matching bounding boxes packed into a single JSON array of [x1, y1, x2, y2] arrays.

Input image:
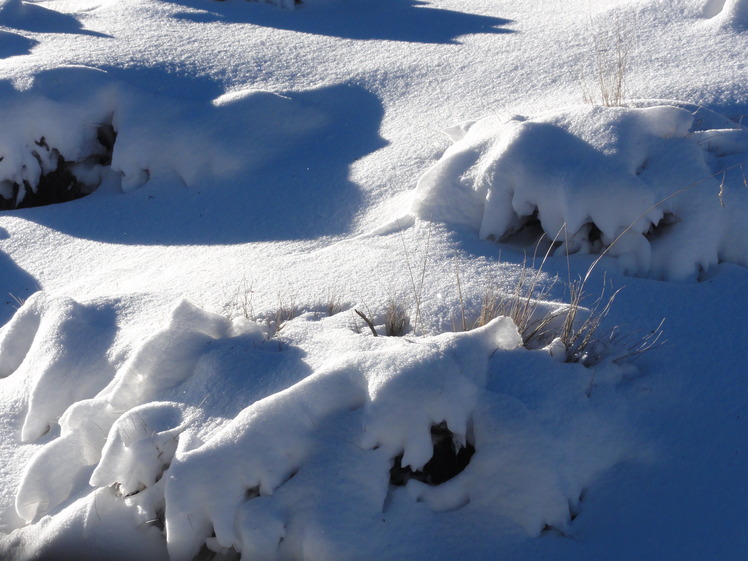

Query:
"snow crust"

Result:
[[412, 104, 748, 281]]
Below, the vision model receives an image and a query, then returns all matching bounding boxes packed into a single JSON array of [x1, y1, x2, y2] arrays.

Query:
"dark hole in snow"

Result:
[[245, 485, 260, 500], [540, 524, 572, 539], [569, 488, 585, 521], [0, 122, 116, 211], [389, 422, 475, 486], [497, 209, 547, 248], [586, 222, 603, 246], [96, 122, 116, 166], [644, 212, 678, 242]]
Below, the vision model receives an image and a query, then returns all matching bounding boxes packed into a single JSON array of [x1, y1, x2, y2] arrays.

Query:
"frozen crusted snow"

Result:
[[0, 296, 646, 560], [412, 103, 748, 281]]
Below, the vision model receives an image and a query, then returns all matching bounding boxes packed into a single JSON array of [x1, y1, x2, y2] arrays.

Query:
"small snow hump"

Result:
[[703, 0, 748, 27], [411, 103, 748, 281]]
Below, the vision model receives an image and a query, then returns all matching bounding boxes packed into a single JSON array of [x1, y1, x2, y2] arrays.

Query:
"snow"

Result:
[[0, 0, 746, 560], [412, 103, 748, 280]]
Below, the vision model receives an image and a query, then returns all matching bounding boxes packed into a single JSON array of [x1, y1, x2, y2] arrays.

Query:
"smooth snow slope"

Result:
[[0, 0, 746, 560]]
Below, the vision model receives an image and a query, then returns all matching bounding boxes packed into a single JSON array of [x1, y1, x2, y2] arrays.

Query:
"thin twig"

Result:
[[354, 309, 378, 337]]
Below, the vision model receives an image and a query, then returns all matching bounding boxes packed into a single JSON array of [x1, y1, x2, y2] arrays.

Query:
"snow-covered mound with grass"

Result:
[[412, 103, 748, 281], [0, 74, 349, 208], [1, 295, 643, 560]]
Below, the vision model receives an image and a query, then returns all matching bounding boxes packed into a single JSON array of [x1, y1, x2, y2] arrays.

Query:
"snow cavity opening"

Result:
[[0, 119, 116, 210], [389, 421, 476, 486], [411, 103, 748, 281]]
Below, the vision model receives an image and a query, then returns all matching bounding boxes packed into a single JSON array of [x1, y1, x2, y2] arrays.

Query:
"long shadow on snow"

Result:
[[0, 30, 37, 59], [30, 64, 225, 103], [7, 67, 387, 244], [169, 0, 514, 43], [0, 229, 40, 326]]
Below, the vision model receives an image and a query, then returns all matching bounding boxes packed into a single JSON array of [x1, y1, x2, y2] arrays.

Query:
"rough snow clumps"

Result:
[[412, 104, 748, 281], [1, 296, 643, 560]]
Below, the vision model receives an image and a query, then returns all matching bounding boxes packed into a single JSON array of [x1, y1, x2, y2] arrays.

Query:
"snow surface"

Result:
[[0, 0, 746, 560]]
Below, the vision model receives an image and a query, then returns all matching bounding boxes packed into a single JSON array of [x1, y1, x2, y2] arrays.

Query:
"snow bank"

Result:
[[412, 104, 748, 281], [1, 296, 646, 560]]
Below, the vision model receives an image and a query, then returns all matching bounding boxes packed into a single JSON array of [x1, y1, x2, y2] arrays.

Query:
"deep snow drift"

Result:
[[0, 0, 747, 560]]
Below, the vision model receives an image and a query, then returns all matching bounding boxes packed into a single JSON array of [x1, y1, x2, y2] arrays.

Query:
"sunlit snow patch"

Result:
[[412, 104, 748, 281]]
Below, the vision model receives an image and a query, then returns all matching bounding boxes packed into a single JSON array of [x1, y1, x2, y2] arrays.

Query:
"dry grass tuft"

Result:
[[580, 16, 630, 107], [384, 297, 409, 337]]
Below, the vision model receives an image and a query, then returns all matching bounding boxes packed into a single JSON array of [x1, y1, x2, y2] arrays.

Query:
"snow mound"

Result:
[[0, 75, 334, 209], [4, 297, 646, 560], [412, 104, 748, 281], [0, 92, 116, 209], [0, 292, 120, 443], [704, 0, 748, 27], [11, 298, 268, 524]]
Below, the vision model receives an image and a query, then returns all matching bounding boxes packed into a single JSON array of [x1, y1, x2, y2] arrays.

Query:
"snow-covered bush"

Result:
[[411, 103, 748, 281], [0, 295, 645, 560], [0, 95, 116, 210]]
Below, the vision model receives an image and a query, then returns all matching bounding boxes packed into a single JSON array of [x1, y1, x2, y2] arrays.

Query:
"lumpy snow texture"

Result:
[[412, 104, 748, 281], [1, 297, 644, 561]]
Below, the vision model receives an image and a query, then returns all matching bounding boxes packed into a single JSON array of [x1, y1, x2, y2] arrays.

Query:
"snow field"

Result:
[[0, 0, 746, 559]]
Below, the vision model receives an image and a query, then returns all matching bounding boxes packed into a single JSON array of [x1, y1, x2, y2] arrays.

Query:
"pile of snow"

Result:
[[0, 295, 644, 560], [411, 103, 748, 281], [0, 91, 115, 209], [0, 80, 214, 206]]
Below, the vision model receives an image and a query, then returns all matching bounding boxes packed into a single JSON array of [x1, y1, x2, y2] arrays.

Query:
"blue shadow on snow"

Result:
[[0, 30, 37, 59], [169, 0, 514, 43], [0, 229, 41, 326]]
